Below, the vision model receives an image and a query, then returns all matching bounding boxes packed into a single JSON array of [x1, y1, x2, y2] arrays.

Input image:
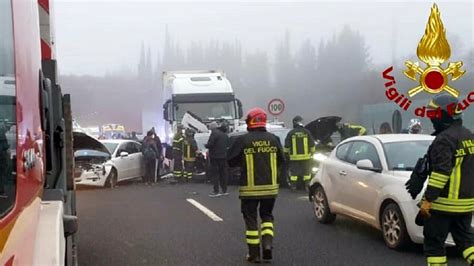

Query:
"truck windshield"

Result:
[[0, 0, 16, 216], [175, 101, 236, 121]]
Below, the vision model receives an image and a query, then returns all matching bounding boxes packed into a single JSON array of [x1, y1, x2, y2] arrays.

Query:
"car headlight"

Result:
[[313, 153, 328, 162]]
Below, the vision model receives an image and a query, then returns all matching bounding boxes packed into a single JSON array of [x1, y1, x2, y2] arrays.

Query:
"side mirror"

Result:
[[356, 159, 382, 173], [236, 99, 243, 119], [163, 100, 171, 122], [120, 151, 129, 157]]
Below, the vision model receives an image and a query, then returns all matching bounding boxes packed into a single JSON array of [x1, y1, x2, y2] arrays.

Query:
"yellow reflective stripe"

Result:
[[271, 153, 277, 185], [240, 184, 279, 191], [292, 135, 297, 156], [428, 178, 446, 189], [463, 246, 474, 260], [449, 157, 463, 199], [359, 127, 366, 135], [246, 154, 254, 187], [261, 222, 273, 228], [283, 147, 290, 153], [246, 230, 259, 236], [246, 238, 260, 245], [431, 171, 450, 181], [187, 145, 190, 158], [261, 229, 274, 236], [435, 197, 474, 205], [431, 203, 474, 213], [303, 136, 308, 156], [289, 154, 311, 160], [304, 175, 311, 181], [290, 176, 298, 181], [239, 189, 279, 197], [427, 256, 447, 264]]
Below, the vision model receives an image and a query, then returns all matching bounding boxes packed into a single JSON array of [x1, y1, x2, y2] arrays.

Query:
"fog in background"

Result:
[[56, 1, 474, 132]]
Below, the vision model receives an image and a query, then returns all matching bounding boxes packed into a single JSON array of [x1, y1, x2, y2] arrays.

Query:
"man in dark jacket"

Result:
[[142, 130, 159, 186], [205, 121, 229, 197], [228, 107, 285, 263]]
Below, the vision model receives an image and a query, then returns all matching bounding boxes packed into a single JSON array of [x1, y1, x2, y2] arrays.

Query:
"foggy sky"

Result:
[[55, 1, 473, 76]]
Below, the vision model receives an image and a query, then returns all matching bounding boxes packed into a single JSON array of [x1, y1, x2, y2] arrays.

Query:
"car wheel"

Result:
[[105, 169, 118, 189], [312, 186, 336, 224], [381, 203, 410, 250]]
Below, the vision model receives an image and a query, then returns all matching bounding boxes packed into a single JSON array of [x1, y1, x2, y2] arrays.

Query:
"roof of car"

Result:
[[348, 134, 435, 144]]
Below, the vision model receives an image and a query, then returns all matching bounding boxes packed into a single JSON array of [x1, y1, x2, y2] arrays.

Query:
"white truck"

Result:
[[161, 70, 243, 143]]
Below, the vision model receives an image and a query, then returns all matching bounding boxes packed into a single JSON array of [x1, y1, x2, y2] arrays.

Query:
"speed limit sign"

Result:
[[267, 99, 285, 116]]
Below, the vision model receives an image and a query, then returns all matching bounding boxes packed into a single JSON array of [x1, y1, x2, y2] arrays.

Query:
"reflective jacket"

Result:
[[284, 127, 316, 161], [172, 134, 184, 158], [183, 137, 198, 162], [424, 121, 474, 214], [228, 129, 286, 199], [339, 124, 367, 140]]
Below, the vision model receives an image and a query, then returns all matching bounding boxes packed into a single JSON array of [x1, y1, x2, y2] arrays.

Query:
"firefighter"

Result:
[[284, 116, 316, 191], [337, 122, 367, 140], [172, 125, 185, 181], [406, 94, 474, 266], [183, 128, 198, 182], [228, 107, 285, 263]]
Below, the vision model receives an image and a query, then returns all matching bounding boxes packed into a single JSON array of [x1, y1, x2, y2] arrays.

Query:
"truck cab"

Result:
[[162, 71, 243, 143]]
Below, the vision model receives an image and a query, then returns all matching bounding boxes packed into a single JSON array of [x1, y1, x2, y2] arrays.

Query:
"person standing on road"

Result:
[[228, 107, 285, 263], [205, 121, 229, 197], [284, 116, 316, 191], [183, 128, 198, 182], [142, 130, 158, 186], [151, 128, 163, 184], [405, 94, 474, 266], [172, 125, 185, 182]]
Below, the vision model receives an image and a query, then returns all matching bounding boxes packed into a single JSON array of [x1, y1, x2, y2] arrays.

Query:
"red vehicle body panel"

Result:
[[0, 0, 45, 264]]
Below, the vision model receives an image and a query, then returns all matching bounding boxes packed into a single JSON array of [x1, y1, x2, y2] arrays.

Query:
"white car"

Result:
[[308, 134, 474, 250], [75, 140, 145, 188]]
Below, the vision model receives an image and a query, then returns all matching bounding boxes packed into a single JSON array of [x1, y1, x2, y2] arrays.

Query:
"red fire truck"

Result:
[[0, 0, 81, 264]]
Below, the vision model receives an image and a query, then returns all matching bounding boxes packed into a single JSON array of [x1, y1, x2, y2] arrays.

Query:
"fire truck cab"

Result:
[[0, 0, 78, 265]]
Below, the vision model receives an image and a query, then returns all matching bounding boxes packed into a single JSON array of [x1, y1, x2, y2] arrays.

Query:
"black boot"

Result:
[[246, 245, 261, 264], [262, 235, 273, 261]]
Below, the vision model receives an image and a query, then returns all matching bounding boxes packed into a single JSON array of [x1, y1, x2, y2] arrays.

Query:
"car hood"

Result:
[[73, 131, 110, 155], [305, 116, 341, 144]]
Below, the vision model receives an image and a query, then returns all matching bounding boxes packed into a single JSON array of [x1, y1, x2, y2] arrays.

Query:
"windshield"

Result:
[[175, 102, 236, 121], [384, 140, 432, 171], [102, 142, 119, 154], [0, 0, 16, 217]]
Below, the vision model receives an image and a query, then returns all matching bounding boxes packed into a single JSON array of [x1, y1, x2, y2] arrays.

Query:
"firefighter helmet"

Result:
[[292, 115, 304, 128], [427, 93, 462, 132], [408, 119, 423, 134], [246, 108, 267, 129]]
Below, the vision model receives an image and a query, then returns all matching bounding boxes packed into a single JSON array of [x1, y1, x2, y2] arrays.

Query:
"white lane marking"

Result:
[[186, 198, 224, 222]]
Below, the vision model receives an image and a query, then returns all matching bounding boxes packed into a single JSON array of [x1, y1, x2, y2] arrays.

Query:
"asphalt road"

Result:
[[76, 181, 465, 266]]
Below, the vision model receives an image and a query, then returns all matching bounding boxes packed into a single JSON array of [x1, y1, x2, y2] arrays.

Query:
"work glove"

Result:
[[405, 177, 424, 199], [419, 200, 432, 218], [415, 200, 432, 226]]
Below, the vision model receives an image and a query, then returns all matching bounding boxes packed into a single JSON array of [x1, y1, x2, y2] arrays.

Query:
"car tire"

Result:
[[105, 169, 118, 189], [312, 186, 336, 224], [381, 203, 410, 250]]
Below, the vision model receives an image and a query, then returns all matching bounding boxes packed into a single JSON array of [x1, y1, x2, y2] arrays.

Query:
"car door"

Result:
[[323, 142, 353, 210], [114, 142, 132, 180], [129, 142, 144, 178], [343, 141, 383, 223]]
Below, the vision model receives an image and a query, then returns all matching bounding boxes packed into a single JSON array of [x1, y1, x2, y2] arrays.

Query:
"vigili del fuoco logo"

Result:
[[382, 3, 474, 118]]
